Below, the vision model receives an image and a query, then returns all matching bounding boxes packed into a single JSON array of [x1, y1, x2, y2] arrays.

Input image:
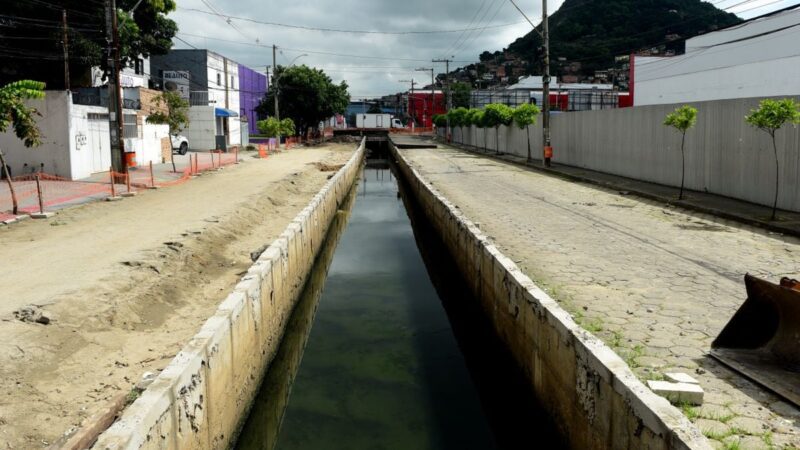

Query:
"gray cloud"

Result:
[[170, 0, 793, 98]]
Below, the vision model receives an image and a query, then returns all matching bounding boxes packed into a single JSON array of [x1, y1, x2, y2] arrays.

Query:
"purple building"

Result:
[[238, 65, 268, 135]]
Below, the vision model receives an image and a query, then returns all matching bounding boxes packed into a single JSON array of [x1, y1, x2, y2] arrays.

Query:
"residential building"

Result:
[[238, 65, 268, 135], [150, 49, 246, 151], [633, 6, 800, 106]]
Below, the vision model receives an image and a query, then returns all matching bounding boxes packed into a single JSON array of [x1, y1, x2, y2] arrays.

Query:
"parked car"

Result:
[[171, 134, 189, 155]]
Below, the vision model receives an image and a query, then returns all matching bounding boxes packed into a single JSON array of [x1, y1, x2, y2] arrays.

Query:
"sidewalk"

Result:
[[444, 139, 800, 238], [0, 151, 238, 223]]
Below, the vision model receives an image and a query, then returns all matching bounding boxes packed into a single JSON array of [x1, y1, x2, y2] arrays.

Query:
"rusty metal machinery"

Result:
[[710, 274, 800, 407]]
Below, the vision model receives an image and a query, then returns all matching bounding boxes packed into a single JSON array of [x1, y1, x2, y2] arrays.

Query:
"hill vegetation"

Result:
[[506, 0, 742, 75]]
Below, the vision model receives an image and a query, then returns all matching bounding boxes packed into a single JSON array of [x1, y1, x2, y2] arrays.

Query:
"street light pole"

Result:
[[433, 58, 452, 135], [542, 0, 552, 167], [399, 79, 417, 131]]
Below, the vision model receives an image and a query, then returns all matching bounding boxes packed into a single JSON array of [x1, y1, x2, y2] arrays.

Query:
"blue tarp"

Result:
[[215, 107, 239, 117]]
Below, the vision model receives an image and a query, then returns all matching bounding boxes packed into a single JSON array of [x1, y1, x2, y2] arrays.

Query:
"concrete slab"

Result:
[[30, 212, 56, 219], [647, 380, 704, 405]]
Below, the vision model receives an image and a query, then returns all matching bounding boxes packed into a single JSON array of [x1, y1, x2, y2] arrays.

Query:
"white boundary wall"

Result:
[[449, 95, 800, 212], [0, 91, 111, 180]]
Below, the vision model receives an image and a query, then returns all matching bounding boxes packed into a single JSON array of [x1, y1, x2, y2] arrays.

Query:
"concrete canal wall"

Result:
[[391, 144, 711, 450], [92, 140, 365, 450]]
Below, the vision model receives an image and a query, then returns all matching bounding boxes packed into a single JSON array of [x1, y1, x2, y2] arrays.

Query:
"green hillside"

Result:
[[505, 0, 742, 76]]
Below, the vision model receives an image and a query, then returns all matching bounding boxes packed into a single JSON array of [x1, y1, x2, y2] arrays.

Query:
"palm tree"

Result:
[[0, 80, 46, 215]]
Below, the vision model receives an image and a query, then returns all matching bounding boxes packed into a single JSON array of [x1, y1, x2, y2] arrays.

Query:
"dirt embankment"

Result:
[[0, 144, 355, 448]]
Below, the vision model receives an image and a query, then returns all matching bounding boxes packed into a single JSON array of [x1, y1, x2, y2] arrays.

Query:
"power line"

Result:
[[176, 32, 476, 63], [176, 6, 526, 35], [440, 0, 490, 58]]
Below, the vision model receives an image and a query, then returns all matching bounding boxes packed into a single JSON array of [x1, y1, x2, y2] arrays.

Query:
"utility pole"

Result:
[[105, 0, 125, 172], [399, 79, 417, 130], [433, 58, 452, 135], [542, 0, 552, 167], [62, 9, 70, 91], [272, 44, 281, 145]]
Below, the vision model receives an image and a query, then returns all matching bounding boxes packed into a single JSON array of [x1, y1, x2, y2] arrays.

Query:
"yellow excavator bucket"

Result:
[[710, 274, 800, 407]]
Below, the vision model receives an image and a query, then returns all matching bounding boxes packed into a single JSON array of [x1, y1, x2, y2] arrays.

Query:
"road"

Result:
[[0, 144, 355, 448], [400, 145, 800, 449]]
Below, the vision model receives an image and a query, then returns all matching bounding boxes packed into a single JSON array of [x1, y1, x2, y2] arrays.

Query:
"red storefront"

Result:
[[407, 91, 447, 128]]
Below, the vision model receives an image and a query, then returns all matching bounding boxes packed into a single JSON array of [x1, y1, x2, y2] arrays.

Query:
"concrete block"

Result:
[[121, 192, 137, 197], [647, 380, 704, 405], [30, 212, 56, 219], [105, 196, 123, 202], [665, 372, 699, 385]]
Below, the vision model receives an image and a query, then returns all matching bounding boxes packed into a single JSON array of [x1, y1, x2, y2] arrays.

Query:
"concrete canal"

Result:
[[234, 144, 565, 449]]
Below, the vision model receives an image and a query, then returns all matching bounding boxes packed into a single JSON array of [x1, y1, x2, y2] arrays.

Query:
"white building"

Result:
[[633, 6, 800, 106], [150, 50, 242, 151], [0, 91, 111, 180]]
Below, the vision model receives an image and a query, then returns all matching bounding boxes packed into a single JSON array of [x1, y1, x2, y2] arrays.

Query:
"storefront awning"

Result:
[[214, 107, 239, 117]]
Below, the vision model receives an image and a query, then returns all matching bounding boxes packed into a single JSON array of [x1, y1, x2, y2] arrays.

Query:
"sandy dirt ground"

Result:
[[400, 145, 800, 449], [0, 144, 355, 448]]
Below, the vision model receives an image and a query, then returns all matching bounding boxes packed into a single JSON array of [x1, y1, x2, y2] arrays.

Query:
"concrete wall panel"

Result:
[[446, 95, 800, 212]]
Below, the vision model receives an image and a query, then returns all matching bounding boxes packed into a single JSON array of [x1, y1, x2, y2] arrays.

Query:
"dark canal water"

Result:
[[235, 151, 564, 450]]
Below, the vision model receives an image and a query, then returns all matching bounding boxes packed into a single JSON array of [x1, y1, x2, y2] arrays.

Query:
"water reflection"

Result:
[[235, 159, 565, 450]]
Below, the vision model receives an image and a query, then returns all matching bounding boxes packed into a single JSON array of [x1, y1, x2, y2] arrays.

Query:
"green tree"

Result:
[[663, 105, 698, 200], [512, 103, 541, 162], [0, 1, 177, 88], [483, 104, 514, 154], [447, 107, 469, 143], [466, 109, 485, 151], [280, 118, 296, 137], [432, 114, 448, 128], [257, 65, 350, 136], [0, 80, 46, 215], [146, 91, 189, 135], [146, 90, 189, 171], [745, 98, 800, 220], [450, 82, 472, 109], [257, 117, 281, 138]]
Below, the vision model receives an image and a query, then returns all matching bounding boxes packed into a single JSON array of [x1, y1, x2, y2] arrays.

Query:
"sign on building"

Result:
[[163, 71, 191, 99]]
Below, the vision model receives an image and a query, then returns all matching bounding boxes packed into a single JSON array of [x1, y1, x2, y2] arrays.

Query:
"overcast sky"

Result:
[[171, 0, 797, 99]]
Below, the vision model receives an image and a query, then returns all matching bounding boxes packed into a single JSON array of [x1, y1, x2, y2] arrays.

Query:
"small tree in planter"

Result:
[[448, 107, 468, 144], [0, 80, 45, 215], [147, 91, 190, 172], [280, 118, 296, 138], [512, 103, 541, 163], [257, 117, 281, 139], [467, 109, 487, 152], [483, 104, 514, 154], [663, 105, 698, 200], [745, 98, 800, 220]]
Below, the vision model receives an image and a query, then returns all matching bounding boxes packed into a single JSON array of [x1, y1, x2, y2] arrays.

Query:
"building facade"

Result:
[[150, 49, 246, 150], [633, 6, 800, 106], [238, 65, 267, 135]]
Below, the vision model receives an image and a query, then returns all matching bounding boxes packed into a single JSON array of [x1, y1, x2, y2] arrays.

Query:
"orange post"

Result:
[[149, 161, 155, 188], [35, 173, 44, 213], [109, 166, 116, 197], [235, 146, 239, 164], [126, 172, 131, 193]]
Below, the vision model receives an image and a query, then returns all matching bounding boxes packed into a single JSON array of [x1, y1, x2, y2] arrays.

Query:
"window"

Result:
[[231, 75, 234, 89], [217, 73, 221, 86], [134, 58, 144, 75]]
